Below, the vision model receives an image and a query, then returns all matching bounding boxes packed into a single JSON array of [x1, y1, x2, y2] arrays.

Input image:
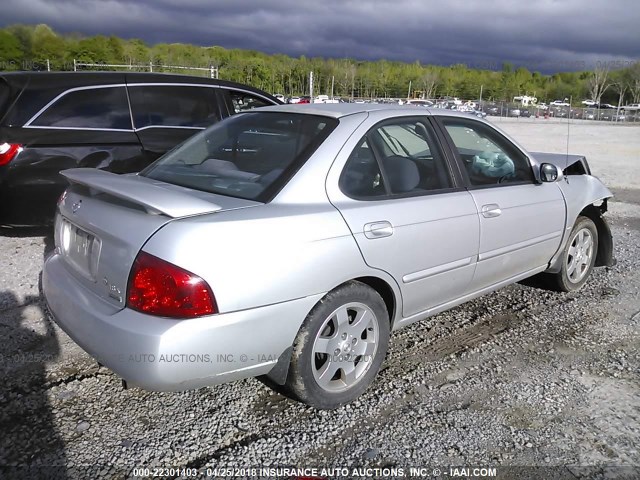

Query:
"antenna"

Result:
[[565, 95, 572, 162]]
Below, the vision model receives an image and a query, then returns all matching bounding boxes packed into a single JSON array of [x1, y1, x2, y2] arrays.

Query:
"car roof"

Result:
[[0, 71, 277, 97], [255, 103, 475, 119]]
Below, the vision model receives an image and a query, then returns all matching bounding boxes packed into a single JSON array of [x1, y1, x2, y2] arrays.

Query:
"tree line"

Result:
[[0, 24, 638, 105]]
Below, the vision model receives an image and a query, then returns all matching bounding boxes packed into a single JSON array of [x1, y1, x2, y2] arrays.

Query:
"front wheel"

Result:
[[283, 281, 390, 409], [547, 216, 598, 292]]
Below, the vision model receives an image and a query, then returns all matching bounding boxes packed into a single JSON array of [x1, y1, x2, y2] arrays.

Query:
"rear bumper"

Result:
[[43, 253, 323, 391]]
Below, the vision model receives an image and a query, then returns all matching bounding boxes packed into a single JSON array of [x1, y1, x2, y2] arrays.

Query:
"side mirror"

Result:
[[540, 163, 559, 182]]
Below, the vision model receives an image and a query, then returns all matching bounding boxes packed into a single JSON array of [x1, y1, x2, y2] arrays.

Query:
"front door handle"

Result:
[[364, 221, 394, 239], [481, 204, 502, 218]]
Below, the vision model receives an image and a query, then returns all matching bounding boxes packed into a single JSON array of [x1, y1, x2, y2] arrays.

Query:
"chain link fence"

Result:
[[475, 101, 639, 124], [347, 98, 640, 124]]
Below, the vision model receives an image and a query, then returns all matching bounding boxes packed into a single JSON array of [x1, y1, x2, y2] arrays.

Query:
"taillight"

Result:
[[127, 251, 217, 318], [0, 143, 22, 166]]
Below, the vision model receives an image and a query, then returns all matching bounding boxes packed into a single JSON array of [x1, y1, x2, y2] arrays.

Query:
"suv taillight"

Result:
[[127, 251, 217, 318], [0, 143, 22, 166]]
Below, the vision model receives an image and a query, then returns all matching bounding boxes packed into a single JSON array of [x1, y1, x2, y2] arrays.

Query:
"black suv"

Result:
[[0, 72, 280, 226]]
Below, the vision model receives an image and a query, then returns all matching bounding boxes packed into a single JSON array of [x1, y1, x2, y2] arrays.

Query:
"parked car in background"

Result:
[[405, 99, 434, 107], [623, 103, 640, 111], [509, 108, 521, 117], [0, 72, 280, 226], [599, 110, 614, 121], [313, 95, 340, 104], [483, 104, 500, 116], [288, 96, 301, 104], [458, 106, 487, 118], [273, 93, 285, 102], [43, 104, 614, 409], [550, 100, 571, 107], [581, 100, 597, 106]]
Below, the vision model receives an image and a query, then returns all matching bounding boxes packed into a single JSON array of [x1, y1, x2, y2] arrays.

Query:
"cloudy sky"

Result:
[[2, 0, 639, 72]]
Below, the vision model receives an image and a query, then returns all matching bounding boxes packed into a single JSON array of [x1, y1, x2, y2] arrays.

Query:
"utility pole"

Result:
[[479, 84, 483, 107], [309, 71, 314, 102], [331, 75, 335, 100], [407, 80, 412, 100]]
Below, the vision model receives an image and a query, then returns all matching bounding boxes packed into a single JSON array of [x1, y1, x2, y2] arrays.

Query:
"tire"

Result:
[[546, 216, 598, 292], [283, 281, 390, 409]]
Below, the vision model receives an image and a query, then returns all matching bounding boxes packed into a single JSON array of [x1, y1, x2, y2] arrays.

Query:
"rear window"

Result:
[[141, 112, 337, 201], [31, 86, 131, 129]]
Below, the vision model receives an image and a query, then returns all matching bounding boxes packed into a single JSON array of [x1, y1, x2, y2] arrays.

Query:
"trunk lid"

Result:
[[56, 168, 260, 309]]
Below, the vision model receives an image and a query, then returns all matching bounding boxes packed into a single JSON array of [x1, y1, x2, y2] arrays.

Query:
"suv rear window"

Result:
[[142, 112, 337, 201], [31, 86, 131, 130], [128, 85, 220, 128]]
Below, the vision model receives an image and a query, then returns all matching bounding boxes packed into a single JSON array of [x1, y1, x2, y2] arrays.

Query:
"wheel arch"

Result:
[[352, 275, 397, 326], [546, 199, 615, 274], [260, 274, 400, 386], [580, 202, 615, 268]]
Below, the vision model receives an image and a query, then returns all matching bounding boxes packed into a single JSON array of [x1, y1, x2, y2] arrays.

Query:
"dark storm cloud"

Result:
[[2, 0, 639, 72]]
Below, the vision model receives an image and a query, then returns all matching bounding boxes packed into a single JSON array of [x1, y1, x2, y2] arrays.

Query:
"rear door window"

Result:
[[340, 119, 453, 198], [30, 86, 132, 130], [128, 85, 220, 129]]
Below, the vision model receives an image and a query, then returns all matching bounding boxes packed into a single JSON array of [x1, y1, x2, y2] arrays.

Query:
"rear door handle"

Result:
[[364, 221, 394, 239], [481, 204, 502, 218]]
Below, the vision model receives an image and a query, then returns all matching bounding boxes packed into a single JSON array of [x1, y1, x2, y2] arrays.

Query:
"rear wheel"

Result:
[[546, 216, 598, 292], [283, 281, 390, 409]]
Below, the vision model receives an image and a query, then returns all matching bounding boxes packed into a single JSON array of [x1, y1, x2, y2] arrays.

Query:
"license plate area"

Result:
[[58, 217, 101, 280]]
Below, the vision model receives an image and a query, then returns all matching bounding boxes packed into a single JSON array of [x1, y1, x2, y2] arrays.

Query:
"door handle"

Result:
[[364, 221, 394, 239], [481, 204, 502, 218]]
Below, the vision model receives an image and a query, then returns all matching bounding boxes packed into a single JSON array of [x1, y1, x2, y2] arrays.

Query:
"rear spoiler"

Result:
[[61, 168, 222, 218]]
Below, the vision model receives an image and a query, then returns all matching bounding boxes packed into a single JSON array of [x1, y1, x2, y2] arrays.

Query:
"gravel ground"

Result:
[[0, 119, 639, 479]]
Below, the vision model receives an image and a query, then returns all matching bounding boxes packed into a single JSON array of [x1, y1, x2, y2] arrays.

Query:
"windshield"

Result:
[[142, 112, 338, 201]]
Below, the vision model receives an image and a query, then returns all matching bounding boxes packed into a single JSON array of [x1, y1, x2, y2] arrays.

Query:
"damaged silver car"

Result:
[[43, 105, 614, 409]]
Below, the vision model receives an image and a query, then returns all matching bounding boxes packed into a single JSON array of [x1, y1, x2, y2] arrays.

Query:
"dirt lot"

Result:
[[0, 119, 639, 479]]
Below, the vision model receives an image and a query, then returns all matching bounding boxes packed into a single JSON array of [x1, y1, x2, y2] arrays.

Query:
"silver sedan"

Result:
[[43, 104, 614, 409]]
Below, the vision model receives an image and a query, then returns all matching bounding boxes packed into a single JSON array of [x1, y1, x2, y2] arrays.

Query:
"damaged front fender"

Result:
[[546, 174, 615, 273]]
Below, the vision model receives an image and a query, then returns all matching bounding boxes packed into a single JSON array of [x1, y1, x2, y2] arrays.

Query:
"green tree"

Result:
[[31, 24, 65, 67], [0, 30, 23, 68]]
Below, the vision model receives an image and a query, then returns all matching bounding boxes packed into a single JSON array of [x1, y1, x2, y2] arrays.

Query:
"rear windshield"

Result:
[[142, 112, 338, 201]]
